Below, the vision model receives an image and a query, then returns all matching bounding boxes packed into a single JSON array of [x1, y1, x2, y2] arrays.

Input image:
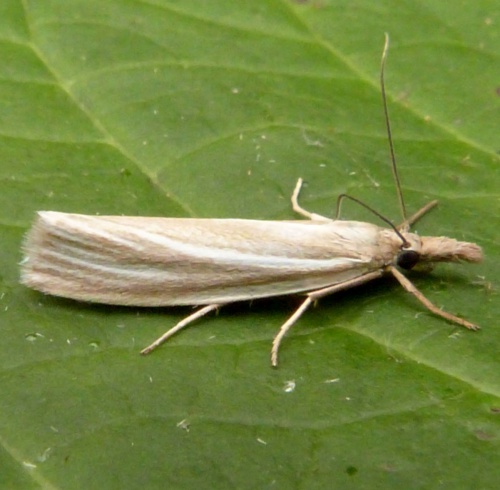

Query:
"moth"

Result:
[[21, 35, 483, 366]]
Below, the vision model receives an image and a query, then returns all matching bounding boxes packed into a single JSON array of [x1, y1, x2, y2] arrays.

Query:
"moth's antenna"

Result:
[[336, 194, 410, 247], [381, 33, 407, 222]]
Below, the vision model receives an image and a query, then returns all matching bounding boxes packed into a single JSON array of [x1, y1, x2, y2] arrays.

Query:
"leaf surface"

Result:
[[1, 1, 499, 488]]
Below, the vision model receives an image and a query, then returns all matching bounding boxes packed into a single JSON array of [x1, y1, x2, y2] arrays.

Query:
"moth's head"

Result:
[[393, 233, 482, 273], [393, 233, 425, 271]]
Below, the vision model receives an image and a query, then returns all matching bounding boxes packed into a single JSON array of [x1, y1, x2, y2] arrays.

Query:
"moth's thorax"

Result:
[[377, 229, 422, 266]]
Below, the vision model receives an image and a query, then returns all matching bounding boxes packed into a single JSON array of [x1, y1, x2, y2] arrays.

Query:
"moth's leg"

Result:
[[271, 270, 384, 366], [271, 296, 313, 367], [398, 200, 438, 231], [141, 303, 224, 355], [389, 266, 479, 330], [291, 178, 331, 222]]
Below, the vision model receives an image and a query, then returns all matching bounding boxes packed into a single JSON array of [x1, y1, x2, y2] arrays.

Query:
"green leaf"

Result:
[[1, 1, 498, 488]]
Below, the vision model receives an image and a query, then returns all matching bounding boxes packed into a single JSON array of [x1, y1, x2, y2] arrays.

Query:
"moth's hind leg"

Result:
[[291, 178, 331, 222], [140, 303, 223, 355]]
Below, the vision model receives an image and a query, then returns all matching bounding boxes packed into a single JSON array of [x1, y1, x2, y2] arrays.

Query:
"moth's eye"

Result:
[[397, 249, 420, 270]]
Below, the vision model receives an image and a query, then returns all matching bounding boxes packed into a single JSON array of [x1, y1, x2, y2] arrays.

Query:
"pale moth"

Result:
[[21, 35, 483, 366]]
